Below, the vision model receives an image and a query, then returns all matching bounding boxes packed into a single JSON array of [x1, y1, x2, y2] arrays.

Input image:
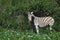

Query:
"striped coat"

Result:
[[28, 12, 54, 34]]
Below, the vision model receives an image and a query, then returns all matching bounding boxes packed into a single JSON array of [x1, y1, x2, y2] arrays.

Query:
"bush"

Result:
[[0, 0, 60, 31]]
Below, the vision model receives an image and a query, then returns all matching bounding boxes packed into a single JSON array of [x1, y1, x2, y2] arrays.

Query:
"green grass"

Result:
[[0, 28, 60, 40]]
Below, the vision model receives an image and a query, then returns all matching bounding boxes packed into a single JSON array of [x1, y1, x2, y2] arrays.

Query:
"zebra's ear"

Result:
[[31, 12, 33, 14]]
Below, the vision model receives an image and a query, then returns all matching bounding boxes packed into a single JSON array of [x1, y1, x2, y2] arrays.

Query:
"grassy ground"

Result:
[[0, 28, 60, 40]]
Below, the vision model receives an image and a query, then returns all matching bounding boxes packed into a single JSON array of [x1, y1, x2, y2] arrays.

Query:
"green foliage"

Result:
[[0, 0, 60, 31], [55, 0, 60, 6], [0, 0, 60, 40], [0, 28, 60, 40]]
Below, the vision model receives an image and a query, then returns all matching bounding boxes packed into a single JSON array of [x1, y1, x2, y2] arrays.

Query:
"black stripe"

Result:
[[44, 17, 49, 23], [47, 18, 52, 22]]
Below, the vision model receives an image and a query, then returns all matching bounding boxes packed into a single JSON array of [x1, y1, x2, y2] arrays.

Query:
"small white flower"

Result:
[[44, 37, 46, 40], [17, 33, 20, 35], [11, 30, 14, 32], [28, 35, 33, 38], [48, 37, 51, 40], [8, 38, 10, 40]]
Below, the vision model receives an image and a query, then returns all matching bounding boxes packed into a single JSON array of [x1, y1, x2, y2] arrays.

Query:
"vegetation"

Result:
[[0, 28, 60, 40], [0, 0, 60, 40]]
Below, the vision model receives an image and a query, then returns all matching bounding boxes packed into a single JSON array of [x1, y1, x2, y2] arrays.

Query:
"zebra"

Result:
[[28, 12, 54, 34]]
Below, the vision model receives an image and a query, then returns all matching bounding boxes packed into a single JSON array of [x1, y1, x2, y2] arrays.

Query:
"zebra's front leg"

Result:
[[50, 25, 52, 30], [35, 25, 39, 34]]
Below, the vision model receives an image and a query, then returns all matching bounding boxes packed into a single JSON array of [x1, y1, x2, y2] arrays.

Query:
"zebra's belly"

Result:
[[38, 22, 48, 27]]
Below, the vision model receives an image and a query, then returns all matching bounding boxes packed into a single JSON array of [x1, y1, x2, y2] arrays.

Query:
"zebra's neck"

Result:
[[30, 16, 34, 25]]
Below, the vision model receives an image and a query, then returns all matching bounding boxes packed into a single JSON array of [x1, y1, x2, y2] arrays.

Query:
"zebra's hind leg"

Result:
[[35, 25, 39, 34]]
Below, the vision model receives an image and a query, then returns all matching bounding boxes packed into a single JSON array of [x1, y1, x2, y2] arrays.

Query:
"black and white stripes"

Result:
[[28, 12, 54, 34]]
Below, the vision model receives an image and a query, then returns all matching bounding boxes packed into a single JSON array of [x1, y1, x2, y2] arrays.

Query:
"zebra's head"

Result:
[[28, 12, 34, 22]]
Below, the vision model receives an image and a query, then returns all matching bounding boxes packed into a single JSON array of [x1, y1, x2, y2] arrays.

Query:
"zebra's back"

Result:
[[34, 16, 54, 27]]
